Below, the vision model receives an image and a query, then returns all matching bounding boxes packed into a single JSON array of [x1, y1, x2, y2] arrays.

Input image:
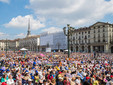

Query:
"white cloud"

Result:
[[27, 0, 113, 27], [16, 33, 25, 37], [42, 27, 62, 33], [0, 0, 10, 3], [0, 32, 9, 39], [4, 15, 45, 30], [0, 32, 5, 36]]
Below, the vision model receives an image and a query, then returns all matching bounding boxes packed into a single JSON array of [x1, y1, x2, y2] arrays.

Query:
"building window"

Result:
[[85, 36, 87, 39], [103, 28, 105, 32], [79, 36, 81, 40], [109, 28, 111, 31], [103, 39, 105, 42], [94, 30, 95, 33], [78, 40, 80, 43], [98, 29, 100, 32], [94, 39, 96, 42], [85, 40, 87, 43], [98, 26, 100, 28], [103, 33, 105, 37], [98, 34, 100, 38], [82, 40, 83, 43], [88, 40, 90, 43], [98, 39, 100, 42], [73, 37, 75, 41], [94, 35, 95, 38], [88, 31, 90, 34], [103, 25, 105, 27]]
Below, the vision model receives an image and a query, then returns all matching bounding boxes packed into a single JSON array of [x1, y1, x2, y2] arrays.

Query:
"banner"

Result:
[[46, 48, 51, 52]]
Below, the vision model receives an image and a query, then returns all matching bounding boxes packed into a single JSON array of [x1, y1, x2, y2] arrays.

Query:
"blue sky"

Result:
[[0, 0, 113, 39]]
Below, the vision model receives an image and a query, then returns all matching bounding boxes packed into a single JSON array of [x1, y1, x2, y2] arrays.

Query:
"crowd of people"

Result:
[[0, 51, 113, 85]]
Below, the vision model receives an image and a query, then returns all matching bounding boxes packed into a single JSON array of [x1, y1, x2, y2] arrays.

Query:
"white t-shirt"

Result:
[[6, 72, 10, 77], [75, 79, 81, 85], [7, 79, 14, 85]]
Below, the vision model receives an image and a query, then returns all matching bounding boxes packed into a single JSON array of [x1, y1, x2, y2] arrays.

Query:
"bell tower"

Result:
[[27, 19, 31, 37]]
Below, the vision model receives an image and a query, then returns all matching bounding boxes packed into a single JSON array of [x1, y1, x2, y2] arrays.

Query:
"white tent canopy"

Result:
[[64, 50, 71, 52], [20, 48, 28, 51], [64, 50, 68, 51]]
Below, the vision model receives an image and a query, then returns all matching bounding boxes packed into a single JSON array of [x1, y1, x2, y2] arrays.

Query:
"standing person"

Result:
[[7, 75, 15, 85], [63, 77, 71, 85], [22, 72, 31, 85], [57, 77, 63, 85], [77, 70, 84, 81], [33, 60, 36, 67], [47, 72, 53, 81], [75, 76, 81, 85], [93, 77, 99, 85], [16, 73, 22, 85], [6, 69, 10, 77], [106, 75, 113, 85], [83, 76, 90, 85], [34, 73, 39, 85], [90, 75, 96, 85], [70, 77, 75, 85], [39, 72, 45, 85], [1, 74, 9, 83], [43, 80, 48, 85], [50, 78, 56, 85]]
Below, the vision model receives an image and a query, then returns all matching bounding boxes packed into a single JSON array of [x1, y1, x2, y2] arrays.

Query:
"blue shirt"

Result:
[[33, 61, 36, 66], [77, 72, 84, 80]]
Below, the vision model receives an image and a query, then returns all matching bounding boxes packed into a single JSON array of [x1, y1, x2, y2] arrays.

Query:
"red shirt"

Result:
[[47, 75, 53, 80], [63, 80, 71, 85]]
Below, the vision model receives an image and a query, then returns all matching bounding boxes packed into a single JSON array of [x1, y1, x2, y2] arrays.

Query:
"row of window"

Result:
[[73, 35, 90, 40], [94, 33, 105, 38], [94, 39, 106, 42], [94, 25, 113, 29], [94, 25, 105, 29], [73, 40, 90, 44], [93, 28, 113, 33], [75, 31, 90, 36], [93, 28, 105, 33], [73, 38, 106, 44]]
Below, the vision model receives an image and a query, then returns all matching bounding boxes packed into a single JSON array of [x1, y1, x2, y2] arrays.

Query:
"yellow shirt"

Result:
[[93, 80, 99, 85]]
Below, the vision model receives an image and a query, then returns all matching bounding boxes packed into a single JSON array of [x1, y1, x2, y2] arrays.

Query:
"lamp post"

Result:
[[63, 24, 74, 58], [57, 42, 60, 52], [5, 38, 8, 57]]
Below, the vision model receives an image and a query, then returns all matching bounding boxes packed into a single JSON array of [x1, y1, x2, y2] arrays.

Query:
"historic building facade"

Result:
[[19, 35, 40, 51], [72, 22, 113, 53], [0, 40, 7, 51], [0, 39, 20, 51]]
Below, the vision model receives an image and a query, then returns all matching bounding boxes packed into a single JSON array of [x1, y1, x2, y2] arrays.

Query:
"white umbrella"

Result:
[[20, 48, 28, 51]]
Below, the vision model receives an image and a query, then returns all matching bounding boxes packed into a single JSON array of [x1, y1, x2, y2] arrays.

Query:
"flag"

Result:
[[24, 54, 26, 58], [24, 51, 26, 58]]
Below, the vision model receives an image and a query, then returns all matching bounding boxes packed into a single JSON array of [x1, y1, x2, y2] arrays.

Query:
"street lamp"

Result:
[[57, 42, 60, 52], [5, 38, 8, 57], [63, 24, 74, 58], [6, 39, 8, 53]]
